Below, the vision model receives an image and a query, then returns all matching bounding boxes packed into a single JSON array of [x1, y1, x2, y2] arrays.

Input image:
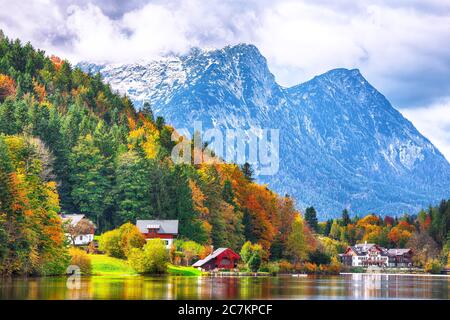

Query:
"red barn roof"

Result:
[[192, 248, 240, 268]]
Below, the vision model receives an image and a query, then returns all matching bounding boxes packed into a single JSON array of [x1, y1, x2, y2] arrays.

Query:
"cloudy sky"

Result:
[[1, 0, 449, 160]]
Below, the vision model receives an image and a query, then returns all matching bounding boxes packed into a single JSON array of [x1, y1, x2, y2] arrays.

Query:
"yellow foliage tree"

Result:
[[0, 74, 16, 102]]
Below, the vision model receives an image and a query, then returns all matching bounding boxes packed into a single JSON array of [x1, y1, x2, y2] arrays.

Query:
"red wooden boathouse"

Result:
[[192, 248, 240, 270]]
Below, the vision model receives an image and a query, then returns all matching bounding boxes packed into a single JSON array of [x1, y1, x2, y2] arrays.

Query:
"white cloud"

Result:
[[63, 3, 198, 62], [400, 99, 450, 162], [254, 1, 450, 108], [2, 0, 449, 107]]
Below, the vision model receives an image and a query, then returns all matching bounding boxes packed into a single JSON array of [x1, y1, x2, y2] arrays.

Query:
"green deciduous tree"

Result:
[[287, 216, 310, 264], [240, 241, 263, 272], [98, 223, 145, 258], [128, 239, 169, 274]]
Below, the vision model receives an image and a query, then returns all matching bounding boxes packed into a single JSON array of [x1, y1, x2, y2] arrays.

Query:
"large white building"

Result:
[[340, 243, 413, 268]]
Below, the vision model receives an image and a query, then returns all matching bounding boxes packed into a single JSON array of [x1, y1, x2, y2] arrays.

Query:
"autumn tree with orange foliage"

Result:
[[214, 163, 302, 258], [0, 74, 16, 102], [33, 80, 46, 102], [270, 195, 298, 259], [0, 136, 69, 276], [388, 220, 415, 247]]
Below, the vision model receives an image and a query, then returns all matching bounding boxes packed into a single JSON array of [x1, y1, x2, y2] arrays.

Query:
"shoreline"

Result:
[[340, 272, 450, 277]]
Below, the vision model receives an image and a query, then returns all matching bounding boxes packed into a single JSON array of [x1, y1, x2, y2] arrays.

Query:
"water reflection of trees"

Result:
[[0, 275, 448, 299]]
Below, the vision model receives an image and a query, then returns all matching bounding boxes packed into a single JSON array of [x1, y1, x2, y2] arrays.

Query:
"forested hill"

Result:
[[0, 33, 302, 273]]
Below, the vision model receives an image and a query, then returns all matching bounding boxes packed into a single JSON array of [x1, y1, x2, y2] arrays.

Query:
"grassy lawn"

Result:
[[88, 254, 202, 276], [89, 254, 138, 276], [167, 264, 203, 276]]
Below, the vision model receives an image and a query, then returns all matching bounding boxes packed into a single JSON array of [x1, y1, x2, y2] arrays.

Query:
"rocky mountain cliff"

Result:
[[78, 44, 450, 218]]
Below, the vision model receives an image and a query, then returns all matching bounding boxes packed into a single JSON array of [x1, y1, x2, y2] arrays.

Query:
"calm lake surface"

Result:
[[1, 274, 449, 300]]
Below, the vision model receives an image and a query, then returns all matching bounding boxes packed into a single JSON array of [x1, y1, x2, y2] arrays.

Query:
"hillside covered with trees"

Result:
[[0, 32, 449, 276], [0, 32, 307, 275]]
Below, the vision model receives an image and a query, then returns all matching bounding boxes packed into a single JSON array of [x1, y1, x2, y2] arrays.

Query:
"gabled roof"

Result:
[[345, 243, 390, 256], [354, 243, 376, 250], [343, 244, 412, 257], [136, 220, 179, 234], [387, 248, 412, 256], [192, 248, 239, 267], [61, 214, 85, 227], [348, 243, 375, 256]]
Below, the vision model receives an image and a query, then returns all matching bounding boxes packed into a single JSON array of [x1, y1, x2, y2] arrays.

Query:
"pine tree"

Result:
[[177, 175, 209, 244], [342, 209, 350, 226], [115, 151, 153, 225], [222, 179, 236, 207], [147, 160, 177, 219], [241, 162, 254, 182], [93, 120, 116, 157], [142, 102, 154, 122], [0, 136, 14, 212], [69, 134, 113, 231], [324, 219, 332, 236], [0, 99, 18, 134], [155, 116, 165, 131], [305, 206, 318, 232], [243, 209, 256, 243]]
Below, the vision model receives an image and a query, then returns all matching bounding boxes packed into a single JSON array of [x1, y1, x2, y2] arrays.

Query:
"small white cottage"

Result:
[[61, 214, 95, 246]]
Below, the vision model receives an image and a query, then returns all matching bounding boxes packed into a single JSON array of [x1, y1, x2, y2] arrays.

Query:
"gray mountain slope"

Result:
[[78, 44, 450, 218]]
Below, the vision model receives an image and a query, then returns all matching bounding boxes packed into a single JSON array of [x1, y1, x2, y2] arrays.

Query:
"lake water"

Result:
[[0, 274, 449, 300]]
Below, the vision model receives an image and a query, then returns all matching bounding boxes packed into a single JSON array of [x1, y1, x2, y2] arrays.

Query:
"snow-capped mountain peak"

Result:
[[78, 44, 450, 218]]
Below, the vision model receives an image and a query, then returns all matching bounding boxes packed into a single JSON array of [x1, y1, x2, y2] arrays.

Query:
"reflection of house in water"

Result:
[[348, 273, 440, 299], [350, 274, 390, 299], [340, 242, 413, 268], [193, 276, 241, 299]]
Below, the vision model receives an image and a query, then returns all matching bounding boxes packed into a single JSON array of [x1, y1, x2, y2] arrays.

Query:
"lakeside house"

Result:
[[192, 248, 240, 270], [339, 242, 413, 268], [61, 214, 95, 246], [136, 220, 179, 249]]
